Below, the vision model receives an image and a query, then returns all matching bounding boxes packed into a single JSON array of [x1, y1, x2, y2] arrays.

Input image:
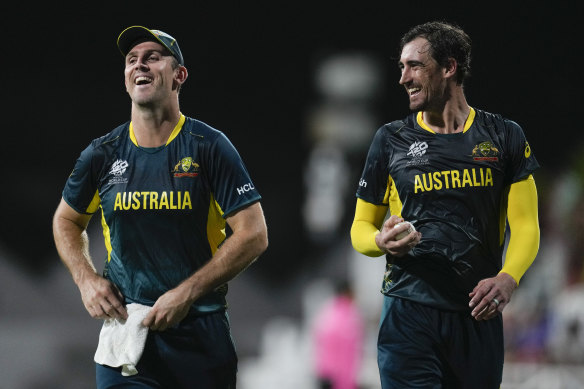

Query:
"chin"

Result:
[[409, 102, 423, 111], [131, 93, 155, 106], [410, 97, 430, 111]]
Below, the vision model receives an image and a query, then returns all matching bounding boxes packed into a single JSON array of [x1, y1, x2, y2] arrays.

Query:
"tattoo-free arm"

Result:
[[52, 198, 127, 320], [143, 201, 268, 330]]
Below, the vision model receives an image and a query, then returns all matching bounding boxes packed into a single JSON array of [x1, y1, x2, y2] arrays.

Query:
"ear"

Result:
[[174, 66, 188, 88], [443, 57, 457, 80]]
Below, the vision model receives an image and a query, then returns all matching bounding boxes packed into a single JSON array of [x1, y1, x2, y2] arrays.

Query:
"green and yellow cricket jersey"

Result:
[[62, 114, 261, 313], [356, 108, 539, 310]]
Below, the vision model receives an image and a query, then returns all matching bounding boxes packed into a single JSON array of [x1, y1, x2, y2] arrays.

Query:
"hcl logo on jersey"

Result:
[[236, 183, 255, 195]]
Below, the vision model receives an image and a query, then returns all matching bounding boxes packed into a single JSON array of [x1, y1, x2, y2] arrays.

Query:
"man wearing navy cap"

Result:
[[53, 26, 268, 388], [117, 26, 185, 66]]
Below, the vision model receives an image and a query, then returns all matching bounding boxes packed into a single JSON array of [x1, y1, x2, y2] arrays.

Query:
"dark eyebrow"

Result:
[[126, 48, 166, 59], [399, 59, 425, 68]]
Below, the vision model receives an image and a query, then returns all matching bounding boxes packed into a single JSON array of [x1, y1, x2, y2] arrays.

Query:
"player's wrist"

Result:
[[73, 264, 99, 286], [497, 271, 519, 288]]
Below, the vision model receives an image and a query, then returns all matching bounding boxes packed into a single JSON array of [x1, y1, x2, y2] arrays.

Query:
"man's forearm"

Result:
[[52, 209, 97, 286], [179, 202, 268, 304], [180, 226, 267, 304]]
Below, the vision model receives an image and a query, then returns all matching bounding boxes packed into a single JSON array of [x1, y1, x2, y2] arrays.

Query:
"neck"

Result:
[[422, 89, 470, 134], [131, 102, 181, 147]]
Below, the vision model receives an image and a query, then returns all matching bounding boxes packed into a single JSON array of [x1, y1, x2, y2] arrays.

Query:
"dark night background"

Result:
[[2, 3, 577, 280]]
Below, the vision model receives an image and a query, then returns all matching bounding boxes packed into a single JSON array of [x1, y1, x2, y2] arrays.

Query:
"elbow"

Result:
[[258, 229, 269, 256], [533, 225, 541, 249], [251, 225, 269, 259], [350, 224, 359, 252], [349, 221, 367, 254], [516, 222, 541, 249], [350, 224, 373, 257], [350, 221, 385, 257]]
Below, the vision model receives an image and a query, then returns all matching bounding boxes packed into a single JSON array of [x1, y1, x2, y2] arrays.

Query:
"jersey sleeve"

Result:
[[501, 175, 540, 283], [350, 198, 387, 257], [206, 132, 261, 217], [356, 126, 391, 205], [505, 120, 540, 184], [62, 143, 101, 215]]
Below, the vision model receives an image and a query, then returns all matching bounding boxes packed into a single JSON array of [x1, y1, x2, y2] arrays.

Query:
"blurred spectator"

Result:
[[545, 170, 584, 364], [503, 164, 584, 367], [547, 285, 584, 364], [312, 280, 364, 389]]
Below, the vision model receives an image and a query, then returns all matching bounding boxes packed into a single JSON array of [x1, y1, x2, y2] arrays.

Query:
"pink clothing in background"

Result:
[[313, 295, 364, 389]]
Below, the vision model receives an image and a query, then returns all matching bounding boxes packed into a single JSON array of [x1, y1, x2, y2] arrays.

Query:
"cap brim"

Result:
[[117, 26, 158, 57]]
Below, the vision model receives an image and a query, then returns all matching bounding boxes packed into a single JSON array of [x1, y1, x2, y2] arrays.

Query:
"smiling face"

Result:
[[398, 37, 449, 112], [124, 40, 180, 107]]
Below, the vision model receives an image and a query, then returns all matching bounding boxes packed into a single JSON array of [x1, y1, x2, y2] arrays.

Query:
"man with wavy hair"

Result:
[[351, 21, 539, 388]]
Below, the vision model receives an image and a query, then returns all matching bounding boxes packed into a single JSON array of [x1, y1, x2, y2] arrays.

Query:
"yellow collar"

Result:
[[129, 114, 186, 147], [416, 108, 475, 134]]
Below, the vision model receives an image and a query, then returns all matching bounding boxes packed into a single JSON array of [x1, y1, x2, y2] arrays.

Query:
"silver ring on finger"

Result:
[[492, 298, 500, 307]]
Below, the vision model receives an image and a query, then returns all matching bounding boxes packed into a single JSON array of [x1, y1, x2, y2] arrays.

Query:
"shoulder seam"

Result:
[[385, 120, 407, 134]]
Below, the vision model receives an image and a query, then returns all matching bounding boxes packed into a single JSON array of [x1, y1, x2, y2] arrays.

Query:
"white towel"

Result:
[[94, 303, 152, 376]]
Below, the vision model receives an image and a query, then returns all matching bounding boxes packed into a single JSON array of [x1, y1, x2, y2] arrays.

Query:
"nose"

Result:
[[135, 57, 149, 70], [126, 55, 149, 71], [399, 67, 410, 86]]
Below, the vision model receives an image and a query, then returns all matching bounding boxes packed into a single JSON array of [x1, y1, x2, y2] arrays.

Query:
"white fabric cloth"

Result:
[[94, 303, 152, 376]]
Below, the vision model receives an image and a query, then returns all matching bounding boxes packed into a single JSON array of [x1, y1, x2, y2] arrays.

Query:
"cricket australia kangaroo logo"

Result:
[[471, 141, 499, 162], [172, 157, 200, 177]]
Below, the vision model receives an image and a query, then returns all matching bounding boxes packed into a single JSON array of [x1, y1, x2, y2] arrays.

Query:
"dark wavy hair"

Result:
[[399, 21, 472, 85]]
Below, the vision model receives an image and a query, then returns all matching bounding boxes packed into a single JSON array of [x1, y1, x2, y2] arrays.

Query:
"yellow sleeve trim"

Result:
[[206, 194, 226, 255], [350, 198, 388, 257], [501, 175, 540, 284], [100, 206, 113, 263], [86, 190, 101, 214]]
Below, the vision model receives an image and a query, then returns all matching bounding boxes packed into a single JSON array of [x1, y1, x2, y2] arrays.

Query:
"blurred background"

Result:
[[1, 2, 582, 388]]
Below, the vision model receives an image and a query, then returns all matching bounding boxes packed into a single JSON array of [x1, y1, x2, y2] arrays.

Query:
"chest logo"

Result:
[[108, 159, 129, 184], [109, 159, 129, 176], [407, 141, 428, 157], [406, 141, 429, 166], [172, 157, 199, 177], [471, 141, 499, 161]]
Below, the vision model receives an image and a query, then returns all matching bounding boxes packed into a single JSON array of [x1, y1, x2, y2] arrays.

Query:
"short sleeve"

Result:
[[356, 126, 390, 205], [62, 144, 101, 214], [505, 120, 540, 184], [205, 132, 261, 217]]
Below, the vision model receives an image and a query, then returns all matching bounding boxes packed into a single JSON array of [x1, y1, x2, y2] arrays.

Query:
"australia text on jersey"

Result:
[[414, 167, 493, 193], [112, 183, 255, 211], [113, 191, 193, 211]]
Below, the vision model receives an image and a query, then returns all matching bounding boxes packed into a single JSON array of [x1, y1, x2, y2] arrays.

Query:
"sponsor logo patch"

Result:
[[524, 142, 532, 158]]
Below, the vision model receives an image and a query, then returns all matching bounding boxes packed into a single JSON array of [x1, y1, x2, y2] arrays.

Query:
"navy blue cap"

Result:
[[117, 26, 184, 66]]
